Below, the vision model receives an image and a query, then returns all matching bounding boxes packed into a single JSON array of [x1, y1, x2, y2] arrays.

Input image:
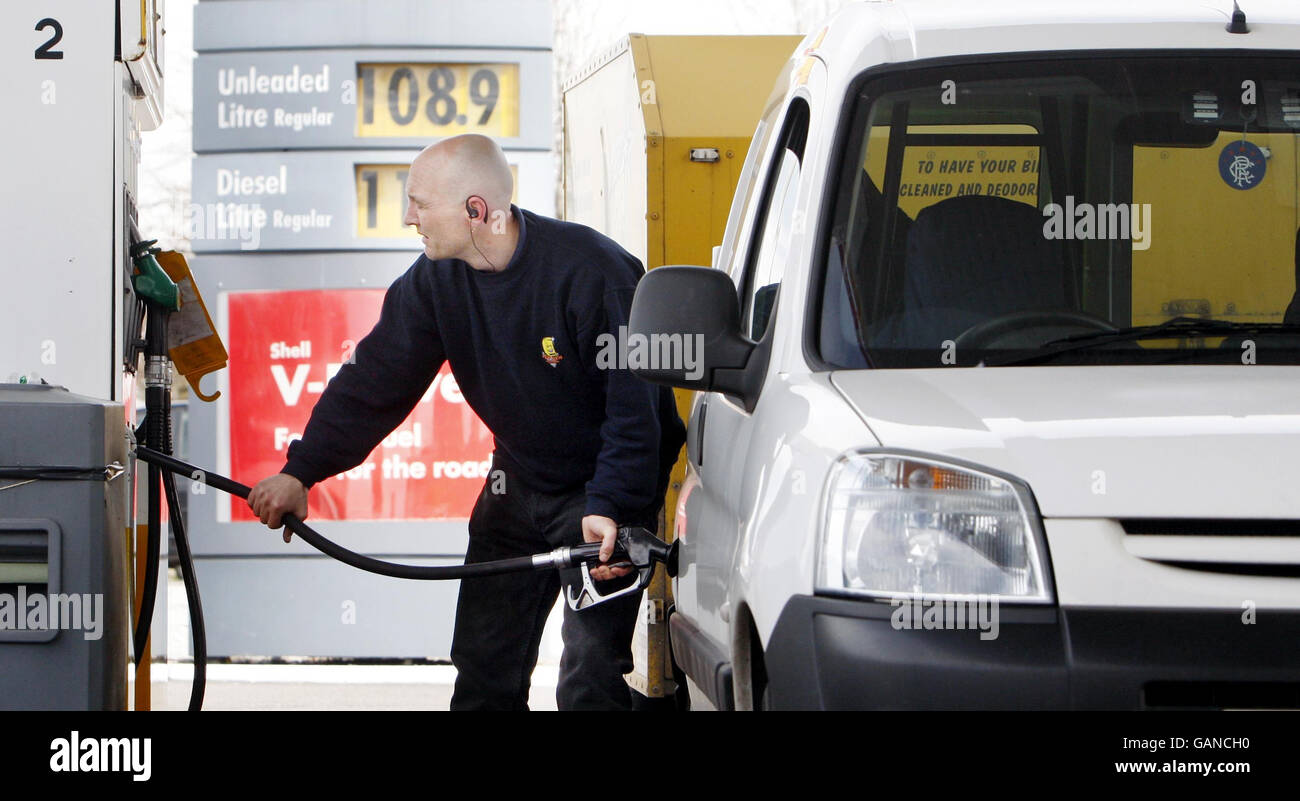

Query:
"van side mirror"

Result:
[[628, 265, 758, 402]]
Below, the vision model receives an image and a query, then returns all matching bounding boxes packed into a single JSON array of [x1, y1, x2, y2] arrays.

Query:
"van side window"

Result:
[[740, 99, 810, 342], [723, 102, 783, 284]]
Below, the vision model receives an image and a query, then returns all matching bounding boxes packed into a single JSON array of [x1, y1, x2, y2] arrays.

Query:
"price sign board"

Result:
[[186, 0, 555, 657], [193, 49, 551, 152], [356, 62, 520, 139]]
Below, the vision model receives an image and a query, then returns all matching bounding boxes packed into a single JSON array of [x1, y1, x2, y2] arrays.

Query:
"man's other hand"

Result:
[[581, 514, 632, 581], [248, 474, 309, 543]]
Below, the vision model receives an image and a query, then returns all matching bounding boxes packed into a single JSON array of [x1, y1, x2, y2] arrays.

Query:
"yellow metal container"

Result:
[[562, 33, 801, 700]]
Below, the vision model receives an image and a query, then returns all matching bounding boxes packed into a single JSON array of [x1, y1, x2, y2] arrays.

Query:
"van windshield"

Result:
[[819, 55, 1300, 368]]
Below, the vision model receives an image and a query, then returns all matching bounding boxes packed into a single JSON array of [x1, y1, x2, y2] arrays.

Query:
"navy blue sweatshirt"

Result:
[[282, 206, 686, 522]]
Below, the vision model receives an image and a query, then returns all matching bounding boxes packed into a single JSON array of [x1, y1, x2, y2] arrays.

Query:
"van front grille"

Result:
[[1120, 519, 1300, 537], [1120, 519, 1300, 577]]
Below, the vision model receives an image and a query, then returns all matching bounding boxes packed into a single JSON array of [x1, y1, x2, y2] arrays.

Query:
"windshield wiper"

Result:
[[986, 316, 1300, 367], [1045, 316, 1300, 346]]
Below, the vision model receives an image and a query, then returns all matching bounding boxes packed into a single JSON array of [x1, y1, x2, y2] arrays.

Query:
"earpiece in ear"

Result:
[[466, 199, 479, 219]]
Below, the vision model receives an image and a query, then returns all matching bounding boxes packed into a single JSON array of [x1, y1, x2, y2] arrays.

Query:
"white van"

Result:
[[629, 0, 1300, 709]]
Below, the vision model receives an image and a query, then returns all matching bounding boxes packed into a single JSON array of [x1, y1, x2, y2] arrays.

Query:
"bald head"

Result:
[[403, 134, 519, 268], [411, 134, 513, 213]]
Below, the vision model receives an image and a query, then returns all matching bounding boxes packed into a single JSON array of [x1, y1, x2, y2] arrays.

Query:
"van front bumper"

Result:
[[763, 594, 1300, 709]]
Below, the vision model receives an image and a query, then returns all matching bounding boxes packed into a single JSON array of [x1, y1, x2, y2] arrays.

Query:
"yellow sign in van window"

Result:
[[356, 63, 520, 138], [1132, 132, 1300, 326], [864, 125, 1041, 219]]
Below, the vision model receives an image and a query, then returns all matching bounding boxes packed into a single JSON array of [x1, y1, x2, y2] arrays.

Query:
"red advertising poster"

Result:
[[227, 289, 492, 521]]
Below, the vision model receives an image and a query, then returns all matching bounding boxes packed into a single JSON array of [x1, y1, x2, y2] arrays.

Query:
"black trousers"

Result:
[[449, 470, 658, 710]]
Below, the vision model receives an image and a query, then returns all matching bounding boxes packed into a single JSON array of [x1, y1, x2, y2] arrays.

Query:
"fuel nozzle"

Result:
[[563, 526, 679, 611], [131, 239, 180, 311]]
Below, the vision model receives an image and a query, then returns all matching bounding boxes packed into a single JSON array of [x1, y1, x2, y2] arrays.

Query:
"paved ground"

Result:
[[158, 573, 562, 711], [150, 663, 559, 710]]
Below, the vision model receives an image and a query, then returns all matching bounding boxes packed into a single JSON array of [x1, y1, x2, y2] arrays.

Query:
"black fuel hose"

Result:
[[133, 304, 170, 665], [161, 469, 205, 711], [134, 462, 161, 663], [131, 445, 651, 710], [132, 446, 606, 580]]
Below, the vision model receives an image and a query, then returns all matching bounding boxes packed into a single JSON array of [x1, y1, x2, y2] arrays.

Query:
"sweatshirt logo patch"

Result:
[[541, 336, 563, 367]]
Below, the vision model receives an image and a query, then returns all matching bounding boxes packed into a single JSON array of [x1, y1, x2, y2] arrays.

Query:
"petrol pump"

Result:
[[0, 1, 171, 710]]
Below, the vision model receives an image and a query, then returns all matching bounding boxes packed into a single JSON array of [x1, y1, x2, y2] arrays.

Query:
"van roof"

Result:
[[811, 0, 1300, 66]]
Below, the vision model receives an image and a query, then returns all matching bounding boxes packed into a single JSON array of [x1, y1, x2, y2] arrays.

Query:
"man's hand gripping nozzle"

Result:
[[550, 526, 678, 610]]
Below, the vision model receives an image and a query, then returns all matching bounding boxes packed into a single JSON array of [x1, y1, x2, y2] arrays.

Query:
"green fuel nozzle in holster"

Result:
[[130, 240, 180, 311]]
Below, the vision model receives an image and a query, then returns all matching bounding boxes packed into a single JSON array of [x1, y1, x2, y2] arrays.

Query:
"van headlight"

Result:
[[817, 452, 1053, 603]]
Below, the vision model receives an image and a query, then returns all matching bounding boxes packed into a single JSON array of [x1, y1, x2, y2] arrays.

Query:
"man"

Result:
[[247, 134, 685, 710]]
